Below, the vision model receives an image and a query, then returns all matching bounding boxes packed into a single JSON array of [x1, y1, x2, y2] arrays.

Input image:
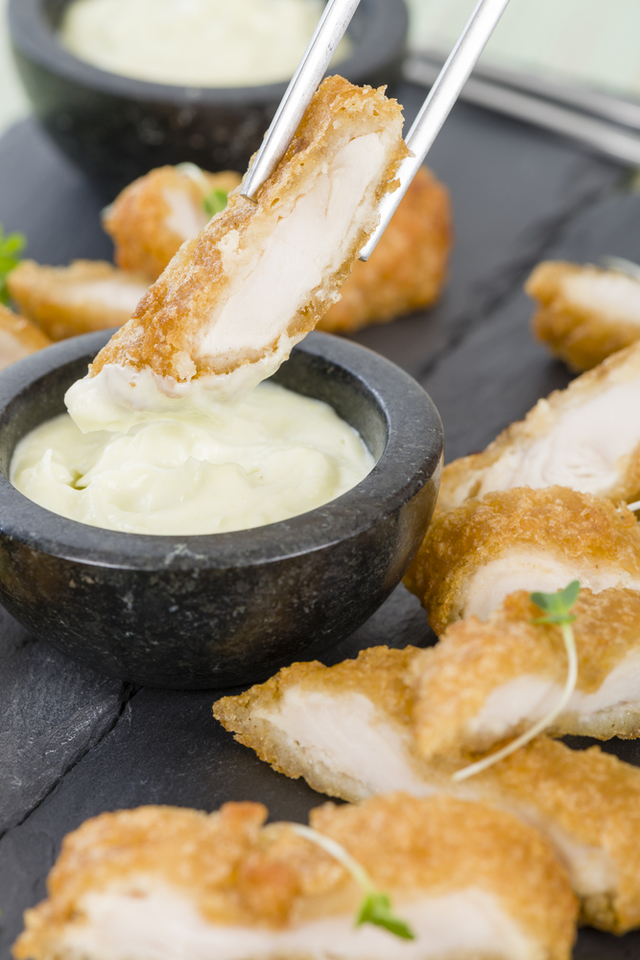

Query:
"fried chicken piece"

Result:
[[410, 588, 640, 761], [65, 77, 408, 432], [214, 647, 640, 932], [7, 260, 149, 342], [0, 303, 51, 369], [103, 165, 242, 281], [13, 794, 576, 960], [104, 164, 449, 334], [317, 165, 451, 333], [527, 260, 640, 371], [437, 340, 640, 514], [407, 486, 640, 635]]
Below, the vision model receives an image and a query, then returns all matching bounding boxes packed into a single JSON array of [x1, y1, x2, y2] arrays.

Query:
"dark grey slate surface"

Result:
[[0, 88, 636, 959]]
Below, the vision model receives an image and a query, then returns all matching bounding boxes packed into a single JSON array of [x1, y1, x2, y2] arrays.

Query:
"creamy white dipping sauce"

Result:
[[59, 0, 351, 88], [11, 381, 373, 536]]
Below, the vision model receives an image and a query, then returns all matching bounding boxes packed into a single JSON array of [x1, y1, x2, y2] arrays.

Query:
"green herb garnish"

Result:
[[289, 823, 415, 940], [203, 188, 229, 218], [601, 255, 640, 282], [0, 224, 26, 304], [453, 582, 580, 782]]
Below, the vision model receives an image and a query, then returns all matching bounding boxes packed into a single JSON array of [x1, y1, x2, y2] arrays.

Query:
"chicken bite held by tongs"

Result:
[[65, 77, 408, 432], [13, 793, 576, 960]]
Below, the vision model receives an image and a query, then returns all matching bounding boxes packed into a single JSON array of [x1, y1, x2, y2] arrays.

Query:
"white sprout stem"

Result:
[[288, 823, 374, 894], [452, 620, 579, 782], [626, 499, 640, 512]]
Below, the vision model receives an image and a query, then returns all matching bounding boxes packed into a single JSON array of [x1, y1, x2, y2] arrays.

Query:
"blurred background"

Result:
[[2, 0, 640, 142]]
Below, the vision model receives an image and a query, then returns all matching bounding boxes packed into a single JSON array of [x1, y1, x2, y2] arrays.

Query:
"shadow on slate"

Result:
[[0, 604, 126, 837], [424, 189, 640, 464], [0, 120, 115, 266]]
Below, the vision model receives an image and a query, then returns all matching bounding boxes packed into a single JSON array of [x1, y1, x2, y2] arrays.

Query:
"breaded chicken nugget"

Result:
[[0, 303, 51, 369], [214, 648, 640, 932], [407, 486, 640, 635], [527, 260, 640, 371], [317, 165, 451, 333], [66, 77, 409, 431], [437, 340, 640, 514], [13, 794, 576, 960], [410, 588, 640, 760], [103, 165, 242, 281], [7, 260, 149, 342]]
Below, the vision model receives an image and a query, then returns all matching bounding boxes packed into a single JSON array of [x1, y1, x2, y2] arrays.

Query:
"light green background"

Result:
[[0, 0, 638, 138]]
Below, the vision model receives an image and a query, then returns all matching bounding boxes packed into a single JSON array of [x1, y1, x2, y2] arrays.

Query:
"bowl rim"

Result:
[[0, 330, 442, 572], [8, 0, 408, 104]]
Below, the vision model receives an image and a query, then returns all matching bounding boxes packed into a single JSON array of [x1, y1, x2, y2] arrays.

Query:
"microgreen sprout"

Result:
[[289, 823, 415, 940], [601, 255, 640, 282], [203, 187, 229, 218], [0, 224, 26, 305], [452, 581, 580, 783]]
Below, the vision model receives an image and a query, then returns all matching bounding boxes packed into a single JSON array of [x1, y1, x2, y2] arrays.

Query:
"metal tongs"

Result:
[[241, 0, 511, 260]]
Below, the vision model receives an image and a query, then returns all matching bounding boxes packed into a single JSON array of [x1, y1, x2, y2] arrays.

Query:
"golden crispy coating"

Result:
[[410, 588, 640, 759], [214, 646, 421, 798], [7, 260, 150, 341], [0, 303, 51, 369], [214, 645, 640, 933], [317, 166, 451, 333], [89, 77, 408, 383], [406, 486, 640, 635], [480, 738, 640, 933], [436, 339, 640, 514], [14, 794, 576, 960], [527, 260, 640, 371], [103, 166, 242, 281]]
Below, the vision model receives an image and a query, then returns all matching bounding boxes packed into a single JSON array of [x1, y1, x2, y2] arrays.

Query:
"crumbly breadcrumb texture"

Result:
[[13, 794, 576, 960], [214, 645, 640, 933], [318, 166, 451, 333], [409, 587, 640, 758], [406, 486, 640, 634], [0, 302, 51, 368], [436, 339, 640, 514], [526, 260, 640, 371], [214, 646, 422, 800], [89, 76, 408, 383], [7, 260, 149, 341], [103, 166, 242, 281]]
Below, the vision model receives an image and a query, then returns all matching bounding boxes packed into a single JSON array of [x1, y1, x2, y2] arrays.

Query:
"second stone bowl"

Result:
[[0, 330, 442, 689]]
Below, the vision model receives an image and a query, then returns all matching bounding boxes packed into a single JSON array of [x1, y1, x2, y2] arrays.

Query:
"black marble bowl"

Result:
[[0, 330, 442, 689], [9, 0, 408, 196]]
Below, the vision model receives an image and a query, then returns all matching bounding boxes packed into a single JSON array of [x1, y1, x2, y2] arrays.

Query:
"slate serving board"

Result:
[[0, 83, 639, 958]]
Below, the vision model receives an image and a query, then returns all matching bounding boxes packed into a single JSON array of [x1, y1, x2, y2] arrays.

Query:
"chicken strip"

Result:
[[527, 260, 640, 371], [0, 303, 51, 369], [103, 165, 242, 281], [214, 647, 640, 933], [407, 485, 640, 635], [7, 260, 149, 342], [104, 163, 451, 335], [437, 339, 640, 514], [65, 77, 408, 432], [316, 164, 451, 333], [410, 588, 640, 760], [13, 794, 576, 960]]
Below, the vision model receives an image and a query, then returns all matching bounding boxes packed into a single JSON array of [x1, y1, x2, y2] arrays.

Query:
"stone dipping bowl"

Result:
[[0, 330, 442, 689], [9, 0, 408, 195]]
